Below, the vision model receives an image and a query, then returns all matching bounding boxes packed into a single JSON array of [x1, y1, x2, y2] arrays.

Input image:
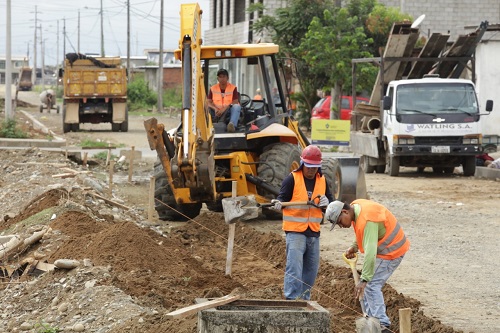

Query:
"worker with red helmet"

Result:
[[271, 145, 333, 300]]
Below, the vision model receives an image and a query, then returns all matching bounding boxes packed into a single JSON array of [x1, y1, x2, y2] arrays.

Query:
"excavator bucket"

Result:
[[337, 157, 367, 203]]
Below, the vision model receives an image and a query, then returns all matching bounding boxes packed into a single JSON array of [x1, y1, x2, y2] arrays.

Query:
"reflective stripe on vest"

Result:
[[352, 199, 410, 260], [211, 83, 236, 109], [282, 171, 326, 232]]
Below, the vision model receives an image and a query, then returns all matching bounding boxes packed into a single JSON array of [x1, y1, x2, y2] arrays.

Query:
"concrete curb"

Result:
[[19, 110, 65, 141]]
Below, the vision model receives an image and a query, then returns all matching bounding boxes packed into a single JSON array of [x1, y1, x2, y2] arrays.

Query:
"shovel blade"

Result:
[[355, 315, 381, 333], [221, 195, 259, 224]]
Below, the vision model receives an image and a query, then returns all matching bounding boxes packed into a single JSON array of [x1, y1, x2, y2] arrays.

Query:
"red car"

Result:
[[311, 95, 369, 121]]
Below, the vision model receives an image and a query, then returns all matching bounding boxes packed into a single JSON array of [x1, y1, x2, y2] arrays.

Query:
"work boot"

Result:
[[227, 122, 235, 133], [381, 325, 391, 333]]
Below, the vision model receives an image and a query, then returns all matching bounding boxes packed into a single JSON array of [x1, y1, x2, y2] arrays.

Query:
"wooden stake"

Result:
[[82, 152, 88, 169], [148, 176, 155, 221], [105, 143, 111, 166], [225, 181, 237, 277], [128, 146, 135, 182], [399, 308, 412, 333], [108, 160, 115, 197]]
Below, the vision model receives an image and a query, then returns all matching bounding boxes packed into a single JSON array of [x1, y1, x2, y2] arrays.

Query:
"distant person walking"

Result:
[[325, 199, 410, 333]]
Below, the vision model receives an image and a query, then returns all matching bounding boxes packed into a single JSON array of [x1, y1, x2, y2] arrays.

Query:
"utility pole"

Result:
[[40, 24, 45, 91], [32, 5, 38, 85], [158, 0, 164, 113], [127, 0, 130, 79], [63, 18, 66, 58], [100, 0, 105, 57], [5, 0, 13, 120], [78, 10, 80, 53], [57, 20, 60, 68]]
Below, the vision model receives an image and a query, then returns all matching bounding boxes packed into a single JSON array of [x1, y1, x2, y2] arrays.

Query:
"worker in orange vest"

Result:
[[325, 199, 410, 333], [253, 88, 263, 100], [270, 145, 332, 300], [207, 69, 241, 133]]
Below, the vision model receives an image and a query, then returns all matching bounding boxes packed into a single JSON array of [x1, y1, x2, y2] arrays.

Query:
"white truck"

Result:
[[351, 75, 493, 176]]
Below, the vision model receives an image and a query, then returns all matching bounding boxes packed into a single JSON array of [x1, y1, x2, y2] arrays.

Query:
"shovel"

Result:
[[342, 253, 381, 333]]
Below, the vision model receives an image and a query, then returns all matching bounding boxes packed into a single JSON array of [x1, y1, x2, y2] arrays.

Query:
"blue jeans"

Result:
[[284, 232, 320, 300], [362, 255, 404, 327], [210, 104, 241, 125]]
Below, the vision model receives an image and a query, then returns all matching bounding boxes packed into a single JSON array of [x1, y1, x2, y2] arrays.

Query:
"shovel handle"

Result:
[[258, 201, 309, 208], [342, 253, 361, 286]]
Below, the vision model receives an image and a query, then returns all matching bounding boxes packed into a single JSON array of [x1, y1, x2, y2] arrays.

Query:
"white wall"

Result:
[[475, 40, 500, 136]]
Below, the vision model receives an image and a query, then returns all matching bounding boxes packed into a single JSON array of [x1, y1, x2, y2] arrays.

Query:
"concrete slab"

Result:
[[0, 138, 66, 148], [475, 166, 500, 180], [197, 298, 330, 333]]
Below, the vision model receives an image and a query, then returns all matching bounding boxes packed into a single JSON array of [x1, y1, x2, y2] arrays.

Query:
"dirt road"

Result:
[[2, 88, 500, 332]]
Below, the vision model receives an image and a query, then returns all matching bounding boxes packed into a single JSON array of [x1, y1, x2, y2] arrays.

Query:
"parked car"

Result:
[[311, 95, 369, 121]]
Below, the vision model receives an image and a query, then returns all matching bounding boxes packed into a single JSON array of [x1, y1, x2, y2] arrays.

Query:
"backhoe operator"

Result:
[[207, 69, 241, 133]]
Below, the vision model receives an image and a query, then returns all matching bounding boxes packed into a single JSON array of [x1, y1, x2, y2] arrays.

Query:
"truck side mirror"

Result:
[[485, 100, 493, 112], [383, 96, 392, 110], [58, 68, 64, 78]]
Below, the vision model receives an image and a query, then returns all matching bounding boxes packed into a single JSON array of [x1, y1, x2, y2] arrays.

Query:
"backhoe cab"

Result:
[[144, 3, 366, 221]]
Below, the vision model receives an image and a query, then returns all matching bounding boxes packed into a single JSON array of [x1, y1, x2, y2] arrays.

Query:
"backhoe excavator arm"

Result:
[[144, 3, 215, 204]]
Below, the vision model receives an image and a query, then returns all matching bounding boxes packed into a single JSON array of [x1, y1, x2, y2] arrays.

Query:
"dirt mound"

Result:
[[0, 150, 467, 332]]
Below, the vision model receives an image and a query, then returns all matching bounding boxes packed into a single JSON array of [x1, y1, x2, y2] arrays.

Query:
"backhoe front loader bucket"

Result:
[[337, 157, 367, 203]]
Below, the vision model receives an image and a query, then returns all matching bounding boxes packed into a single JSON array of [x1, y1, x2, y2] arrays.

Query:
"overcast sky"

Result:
[[1, 0, 210, 66]]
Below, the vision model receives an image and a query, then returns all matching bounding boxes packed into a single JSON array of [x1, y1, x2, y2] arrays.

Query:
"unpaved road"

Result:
[[4, 87, 500, 332]]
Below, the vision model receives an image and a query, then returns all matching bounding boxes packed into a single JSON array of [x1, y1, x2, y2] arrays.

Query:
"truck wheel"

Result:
[[39, 105, 43, 113], [153, 160, 202, 221], [443, 167, 455, 174], [322, 158, 342, 200], [62, 107, 71, 133], [462, 156, 476, 176], [375, 165, 386, 173], [257, 143, 301, 219], [111, 123, 120, 132], [56, 105, 60, 114], [120, 109, 129, 132], [71, 123, 79, 132], [387, 155, 399, 177], [361, 155, 375, 174]]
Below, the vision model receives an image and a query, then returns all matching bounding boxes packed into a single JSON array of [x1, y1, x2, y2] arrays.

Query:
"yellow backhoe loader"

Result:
[[144, 3, 366, 220]]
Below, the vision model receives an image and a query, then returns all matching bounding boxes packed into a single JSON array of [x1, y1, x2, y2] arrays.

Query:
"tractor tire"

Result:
[[462, 156, 476, 176], [257, 143, 301, 219], [387, 154, 400, 177], [153, 160, 202, 221], [322, 158, 342, 200]]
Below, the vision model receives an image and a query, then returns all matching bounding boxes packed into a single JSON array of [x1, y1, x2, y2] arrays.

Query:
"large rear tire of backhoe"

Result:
[[257, 143, 301, 219], [153, 160, 202, 221]]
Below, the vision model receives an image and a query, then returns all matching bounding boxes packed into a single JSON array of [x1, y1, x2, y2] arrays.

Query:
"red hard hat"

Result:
[[301, 145, 322, 166]]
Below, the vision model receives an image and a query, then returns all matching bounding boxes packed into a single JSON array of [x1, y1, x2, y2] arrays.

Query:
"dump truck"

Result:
[[60, 54, 128, 133], [17, 67, 33, 91], [351, 21, 493, 177], [144, 3, 366, 221]]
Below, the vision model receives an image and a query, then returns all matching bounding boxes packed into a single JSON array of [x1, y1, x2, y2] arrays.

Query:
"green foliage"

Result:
[[35, 322, 61, 333], [0, 119, 28, 138], [93, 151, 118, 160], [127, 76, 157, 110], [163, 87, 182, 108]]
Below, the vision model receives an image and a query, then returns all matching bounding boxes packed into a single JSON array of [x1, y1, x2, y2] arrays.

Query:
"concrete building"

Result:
[[0, 56, 28, 84], [203, 0, 500, 45]]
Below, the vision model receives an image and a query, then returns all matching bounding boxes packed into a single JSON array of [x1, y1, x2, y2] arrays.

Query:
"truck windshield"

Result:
[[396, 83, 478, 115]]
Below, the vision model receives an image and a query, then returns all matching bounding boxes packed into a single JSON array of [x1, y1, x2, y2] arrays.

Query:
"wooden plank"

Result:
[[407, 33, 449, 78], [90, 192, 132, 210], [166, 295, 240, 319], [436, 35, 475, 77]]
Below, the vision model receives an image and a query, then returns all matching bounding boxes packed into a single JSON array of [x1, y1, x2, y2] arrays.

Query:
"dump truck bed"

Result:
[[63, 59, 127, 98]]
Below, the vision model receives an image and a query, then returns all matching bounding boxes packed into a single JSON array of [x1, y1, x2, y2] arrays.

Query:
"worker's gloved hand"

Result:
[[318, 195, 329, 208], [270, 199, 282, 211]]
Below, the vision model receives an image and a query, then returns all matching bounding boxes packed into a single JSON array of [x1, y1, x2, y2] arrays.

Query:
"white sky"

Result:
[[1, 0, 210, 66]]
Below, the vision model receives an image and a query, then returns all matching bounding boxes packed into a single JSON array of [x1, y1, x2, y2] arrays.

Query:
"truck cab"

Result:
[[381, 77, 493, 176]]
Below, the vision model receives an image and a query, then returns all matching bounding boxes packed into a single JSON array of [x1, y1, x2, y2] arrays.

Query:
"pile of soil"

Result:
[[0, 151, 465, 333]]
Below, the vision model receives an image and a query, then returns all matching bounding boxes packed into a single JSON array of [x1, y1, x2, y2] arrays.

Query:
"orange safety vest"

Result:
[[282, 171, 326, 233], [352, 199, 410, 260], [210, 83, 237, 109]]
